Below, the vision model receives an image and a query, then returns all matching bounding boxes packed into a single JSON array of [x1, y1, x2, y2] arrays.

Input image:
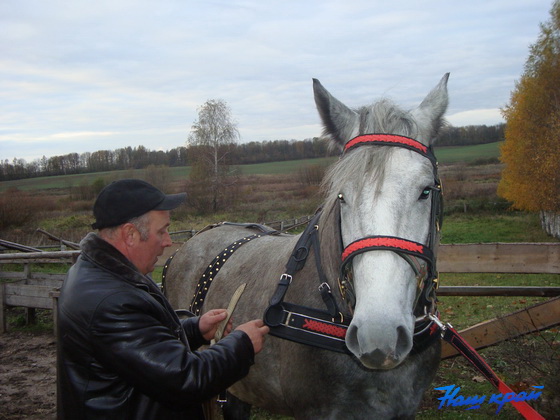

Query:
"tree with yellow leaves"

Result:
[[499, 0, 560, 238]]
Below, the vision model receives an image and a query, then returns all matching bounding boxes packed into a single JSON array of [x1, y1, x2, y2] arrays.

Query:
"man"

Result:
[[57, 179, 269, 419]]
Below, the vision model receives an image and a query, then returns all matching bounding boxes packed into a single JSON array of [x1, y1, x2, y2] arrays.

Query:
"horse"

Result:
[[164, 73, 449, 419]]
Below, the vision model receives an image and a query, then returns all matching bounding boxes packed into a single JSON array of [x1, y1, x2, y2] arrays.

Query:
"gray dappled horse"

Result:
[[165, 74, 449, 419]]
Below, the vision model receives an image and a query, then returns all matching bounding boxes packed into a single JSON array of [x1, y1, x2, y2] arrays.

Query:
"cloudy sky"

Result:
[[1, 0, 553, 162]]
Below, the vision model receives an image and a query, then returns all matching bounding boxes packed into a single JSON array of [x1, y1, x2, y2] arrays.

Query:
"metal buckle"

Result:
[[427, 311, 452, 338], [318, 282, 331, 293], [280, 274, 293, 284]]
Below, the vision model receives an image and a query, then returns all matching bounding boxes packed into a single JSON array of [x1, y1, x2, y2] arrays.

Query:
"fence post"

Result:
[[0, 283, 5, 333]]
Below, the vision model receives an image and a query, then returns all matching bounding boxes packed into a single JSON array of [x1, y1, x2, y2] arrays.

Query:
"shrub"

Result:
[[71, 177, 107, 201], [297, 164, 327, 186], [0, 188, 53, 229], [144, 165, 171, 192]]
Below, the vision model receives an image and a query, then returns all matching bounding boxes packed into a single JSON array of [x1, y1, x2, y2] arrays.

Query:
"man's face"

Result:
[[131, 210, 172, 275]]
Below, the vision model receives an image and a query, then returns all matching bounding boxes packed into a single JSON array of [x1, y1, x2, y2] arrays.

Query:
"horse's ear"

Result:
[[313, 79, 358, 151], [411, 73, 450, 145]]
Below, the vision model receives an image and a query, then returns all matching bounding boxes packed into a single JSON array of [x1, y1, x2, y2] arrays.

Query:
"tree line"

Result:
[[0, 123, 504, 182]]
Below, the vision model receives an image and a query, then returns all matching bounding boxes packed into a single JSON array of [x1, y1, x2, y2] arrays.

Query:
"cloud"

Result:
[[447, 109, 505, 127], [0, 0, 553, 162]]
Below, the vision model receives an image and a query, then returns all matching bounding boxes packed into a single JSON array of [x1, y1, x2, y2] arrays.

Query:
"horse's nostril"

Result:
[[395, 325, 412, 359], [345, 324, 360, 355]]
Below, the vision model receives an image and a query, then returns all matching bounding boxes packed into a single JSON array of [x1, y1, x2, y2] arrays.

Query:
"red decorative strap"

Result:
[[344, 134, 429, 155], [303, 318, 347, 338], [341, 236, 429, 265], [442, 325, 545, 420]]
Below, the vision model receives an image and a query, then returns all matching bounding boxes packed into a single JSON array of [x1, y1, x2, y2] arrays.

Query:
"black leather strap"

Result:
[[267, 211, 341, 317], [189, 227, 278, 315], [264, 302, 351, 353]]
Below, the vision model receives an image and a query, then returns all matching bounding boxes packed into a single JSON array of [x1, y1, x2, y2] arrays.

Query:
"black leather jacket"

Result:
[[57, 233, 254, 420]]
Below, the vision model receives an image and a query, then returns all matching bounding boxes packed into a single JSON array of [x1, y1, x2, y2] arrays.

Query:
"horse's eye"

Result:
[[419, 187, 431, 200], [338, 193, 345, 203]]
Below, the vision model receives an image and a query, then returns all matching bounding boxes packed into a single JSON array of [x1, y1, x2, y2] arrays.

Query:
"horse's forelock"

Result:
[[321, 146, 392, 207], [321, 98, 418, 205], [357, 99, 418, 139]]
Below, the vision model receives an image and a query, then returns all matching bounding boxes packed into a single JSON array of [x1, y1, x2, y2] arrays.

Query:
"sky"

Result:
[[0, 0, 554, 163]]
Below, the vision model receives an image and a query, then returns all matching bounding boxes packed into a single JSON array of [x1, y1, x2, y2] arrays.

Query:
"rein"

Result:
[[264, 133, 443, 353]]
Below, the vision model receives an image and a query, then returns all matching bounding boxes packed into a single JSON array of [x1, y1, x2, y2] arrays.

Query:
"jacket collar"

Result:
[[80, 232, 161, 294]]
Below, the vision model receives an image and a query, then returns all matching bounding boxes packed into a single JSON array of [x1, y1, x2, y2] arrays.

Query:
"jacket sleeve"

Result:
[[181, 316, 210, 350], [89, 290, 255, 408]]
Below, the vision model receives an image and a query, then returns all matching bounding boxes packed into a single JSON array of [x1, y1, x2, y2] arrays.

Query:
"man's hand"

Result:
[[235, 320, 270, 354], [199, 309, 232, 341]]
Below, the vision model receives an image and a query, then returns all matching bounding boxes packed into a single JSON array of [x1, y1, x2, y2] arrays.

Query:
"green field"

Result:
[[0, 143, 501, 192], [434, 141, 501, 163]]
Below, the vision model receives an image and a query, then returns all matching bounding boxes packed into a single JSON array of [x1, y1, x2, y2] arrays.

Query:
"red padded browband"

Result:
[[344, 134, 429, 156]]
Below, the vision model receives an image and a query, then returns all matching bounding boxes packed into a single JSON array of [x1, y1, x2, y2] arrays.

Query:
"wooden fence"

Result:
[[1, 242, 559, 338]]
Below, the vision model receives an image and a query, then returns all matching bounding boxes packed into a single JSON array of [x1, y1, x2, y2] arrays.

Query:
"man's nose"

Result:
[[163, 232, 173, 247]]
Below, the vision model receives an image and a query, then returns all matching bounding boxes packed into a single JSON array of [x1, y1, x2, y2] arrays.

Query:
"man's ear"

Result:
[[120, 223, 138, 247]]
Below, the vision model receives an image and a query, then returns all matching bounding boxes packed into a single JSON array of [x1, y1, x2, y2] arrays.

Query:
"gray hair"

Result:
[[128, 213, 151, 241], [99, 212, 151, 241]]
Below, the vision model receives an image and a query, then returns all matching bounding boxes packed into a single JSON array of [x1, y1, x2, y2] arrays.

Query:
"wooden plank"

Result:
[[438, 242, 560, 274], [0, 283, 5, 333], [4, 283, 55, 298], [3, 284, 56, 309], [4, 294, 53, 309], [437, 286, 560, 297], [35, 228, 81, 249], [51, 290, 60, 337], [0, 258, 73, 264], [0, 250, 80, 262], [0, 273, 66, 283], [25, 277, 64, 287], [0, 239, 42, 253], [441, 297, 560, 358], [0, 271, 26, 280]]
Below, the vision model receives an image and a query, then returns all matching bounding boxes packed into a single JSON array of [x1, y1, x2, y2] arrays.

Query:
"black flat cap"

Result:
[[92, 179, 187, 230]]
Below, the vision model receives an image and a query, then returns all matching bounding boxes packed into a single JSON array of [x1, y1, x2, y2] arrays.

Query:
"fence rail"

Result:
[[1, 236, 558, 333]]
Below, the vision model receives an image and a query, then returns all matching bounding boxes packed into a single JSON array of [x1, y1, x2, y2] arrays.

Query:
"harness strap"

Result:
[[433, 317, 545, 420], [341, 236, 435, 271], [268, 212, 340, 318], [264, 302, 351, 353], [344, 133, 438, 169], [190, 228, 277, 315]]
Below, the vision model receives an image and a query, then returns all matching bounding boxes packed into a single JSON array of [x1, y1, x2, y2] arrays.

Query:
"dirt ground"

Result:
[[0, 331, 57, 420], [0, 328, 556, 419]]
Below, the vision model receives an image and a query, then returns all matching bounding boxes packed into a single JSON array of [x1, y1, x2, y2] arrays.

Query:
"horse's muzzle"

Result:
[[346, 323, 412, 369]]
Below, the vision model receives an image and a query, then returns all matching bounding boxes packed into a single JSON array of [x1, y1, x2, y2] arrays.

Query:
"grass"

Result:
[[0, 143, 501, 193], [441, 212, 556, 244], [434, 142, 501, 164]]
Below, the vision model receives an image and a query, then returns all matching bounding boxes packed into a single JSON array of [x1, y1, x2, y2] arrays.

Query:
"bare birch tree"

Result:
[[188, 99, 240, 212]]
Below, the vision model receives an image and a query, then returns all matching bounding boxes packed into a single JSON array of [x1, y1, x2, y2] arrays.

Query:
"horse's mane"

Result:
[[321, 98, 419, 206]]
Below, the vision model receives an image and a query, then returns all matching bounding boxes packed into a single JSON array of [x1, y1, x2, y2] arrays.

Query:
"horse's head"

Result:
[[315, 74, 449, 369]]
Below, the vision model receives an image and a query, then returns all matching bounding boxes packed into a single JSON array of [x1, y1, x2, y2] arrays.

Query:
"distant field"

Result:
[[434, 141, 501, 163], [0, 142, 501, 192]]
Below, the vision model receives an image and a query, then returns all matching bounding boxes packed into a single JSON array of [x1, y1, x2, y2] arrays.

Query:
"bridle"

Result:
[[337, 134, 442, 323], [264, 133, 443, 353]]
